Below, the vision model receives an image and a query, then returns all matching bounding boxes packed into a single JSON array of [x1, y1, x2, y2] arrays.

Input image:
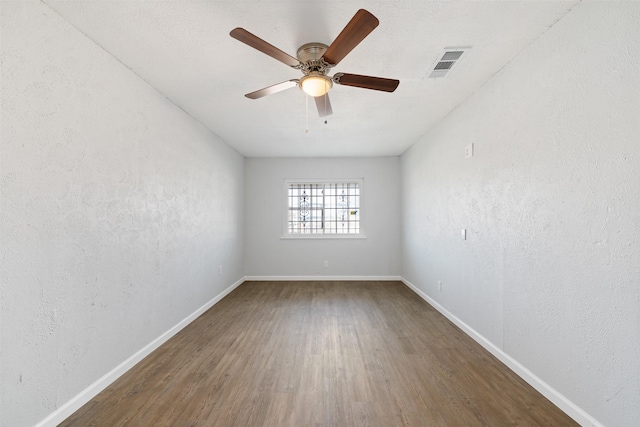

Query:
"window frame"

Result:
[[282, 178, 366, 239]]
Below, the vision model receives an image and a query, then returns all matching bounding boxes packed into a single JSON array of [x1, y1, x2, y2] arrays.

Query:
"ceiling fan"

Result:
[[230, 9, 399, 117]]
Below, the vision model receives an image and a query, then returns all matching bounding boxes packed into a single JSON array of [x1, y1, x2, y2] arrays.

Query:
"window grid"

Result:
[[288, 182, 360, 234]]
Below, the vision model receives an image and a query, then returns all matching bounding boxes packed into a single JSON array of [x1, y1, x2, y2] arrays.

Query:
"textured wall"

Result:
[[244, 157, 401, 277], [0, 2, 244, 426], [401, 2, 639, 426]]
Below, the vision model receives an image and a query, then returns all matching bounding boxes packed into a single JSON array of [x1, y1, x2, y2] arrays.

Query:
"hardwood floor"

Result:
[[60, 281, 578, 426]]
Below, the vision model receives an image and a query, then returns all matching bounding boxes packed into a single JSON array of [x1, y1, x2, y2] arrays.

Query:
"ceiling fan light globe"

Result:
[[300, 74, 332, 97]]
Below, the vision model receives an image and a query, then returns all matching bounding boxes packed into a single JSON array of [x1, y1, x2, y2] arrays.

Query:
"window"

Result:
[[285, 180, 362, 236]]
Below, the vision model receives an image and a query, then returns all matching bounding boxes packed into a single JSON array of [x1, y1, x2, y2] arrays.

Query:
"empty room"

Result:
[[1, 1, 638, 426]]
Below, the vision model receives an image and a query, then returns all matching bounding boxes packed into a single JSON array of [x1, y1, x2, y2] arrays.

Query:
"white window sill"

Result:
[[281, 234, 367, 240]]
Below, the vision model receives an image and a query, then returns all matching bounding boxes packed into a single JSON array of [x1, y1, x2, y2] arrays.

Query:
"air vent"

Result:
[[428, 47, 470, 78], [434, 61, 454, 70]]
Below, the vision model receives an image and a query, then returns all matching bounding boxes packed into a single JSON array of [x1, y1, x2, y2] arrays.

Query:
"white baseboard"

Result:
[[400, 277, 603, 427], [243, 275, 403, 281], [35, 277, 245, 427]]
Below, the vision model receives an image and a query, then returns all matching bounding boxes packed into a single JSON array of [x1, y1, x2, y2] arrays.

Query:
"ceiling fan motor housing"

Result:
[[297, 42, 328, 63], [296, 42, 333, 96], [297, 43, 332, 76]]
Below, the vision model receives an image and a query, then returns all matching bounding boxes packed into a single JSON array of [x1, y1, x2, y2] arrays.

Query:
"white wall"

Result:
[[401, 2, 639, 426], [244, 157, 401, 278], [0, 2, 244, 426]]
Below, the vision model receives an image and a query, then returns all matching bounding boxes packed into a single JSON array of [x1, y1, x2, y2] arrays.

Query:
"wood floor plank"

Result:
[[60, 281, 578, 426]]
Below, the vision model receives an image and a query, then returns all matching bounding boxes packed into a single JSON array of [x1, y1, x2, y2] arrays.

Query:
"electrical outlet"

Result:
[[438, 281, 442, 291], [461, 229, 467, 240], [218, 265, 222, 274], [323, 260, 329, 268], [465, 143, 474, 159]]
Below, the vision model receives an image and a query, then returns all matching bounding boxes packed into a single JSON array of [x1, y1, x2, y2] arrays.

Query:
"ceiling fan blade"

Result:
[[230, 28, 300, 68], [322, 9, 379, 66], [333, 73, 399, 92], [314, 93, 333, 117], [245, 80, 299, 99]]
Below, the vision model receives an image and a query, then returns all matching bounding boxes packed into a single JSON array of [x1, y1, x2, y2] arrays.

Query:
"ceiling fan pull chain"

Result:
[[324, 83, 328, 123], [305, 93, 309, 134]]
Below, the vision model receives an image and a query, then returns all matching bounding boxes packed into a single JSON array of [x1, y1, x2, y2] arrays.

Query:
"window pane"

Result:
[[287, 181, 360, 235]]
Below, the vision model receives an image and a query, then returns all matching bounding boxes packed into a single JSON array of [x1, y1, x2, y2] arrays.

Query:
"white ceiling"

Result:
[[43, 0, 579, 158]]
